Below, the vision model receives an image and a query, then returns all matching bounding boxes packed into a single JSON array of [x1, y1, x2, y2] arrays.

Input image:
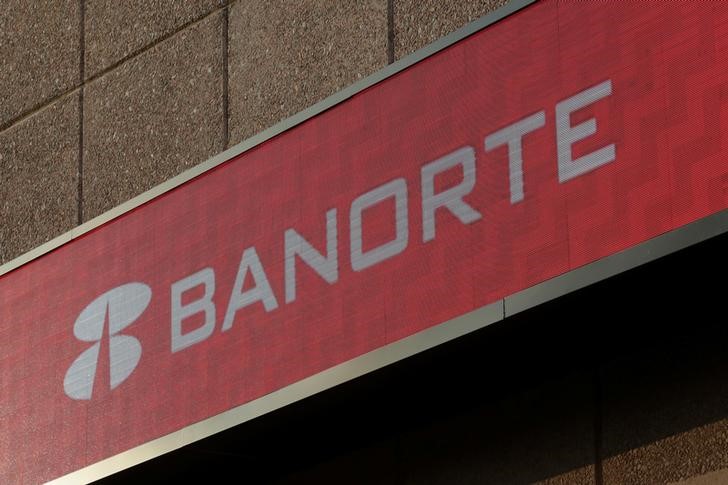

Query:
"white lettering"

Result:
[[556, 80, 615, 183], [350, 178, 408, 271], [285, 208, 338, 303], [421, 146, 482, 242], [222, 248, 279, 331], [170, 268, 216, 353], [485, 112, 546, 204]]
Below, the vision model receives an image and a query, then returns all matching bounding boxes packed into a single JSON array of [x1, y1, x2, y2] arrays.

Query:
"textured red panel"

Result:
[[2, 2, 728, 482]]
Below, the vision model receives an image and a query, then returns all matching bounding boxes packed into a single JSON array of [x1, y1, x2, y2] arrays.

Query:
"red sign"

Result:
[[3, 1, 728, 482]]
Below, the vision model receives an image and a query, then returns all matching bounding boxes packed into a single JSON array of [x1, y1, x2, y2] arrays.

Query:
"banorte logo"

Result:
[[58, 79, 617, 400], [63, 283, 152, 400]]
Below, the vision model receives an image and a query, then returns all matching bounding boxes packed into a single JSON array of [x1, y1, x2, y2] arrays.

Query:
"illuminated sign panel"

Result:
[[2, 2, 728, 482]]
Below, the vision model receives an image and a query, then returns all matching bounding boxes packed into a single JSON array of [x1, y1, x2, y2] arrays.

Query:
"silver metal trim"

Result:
[[0, 0, 538, 278]]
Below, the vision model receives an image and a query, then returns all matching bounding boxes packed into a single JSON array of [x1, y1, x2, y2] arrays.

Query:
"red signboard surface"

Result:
[[3, 1, 728, 482]]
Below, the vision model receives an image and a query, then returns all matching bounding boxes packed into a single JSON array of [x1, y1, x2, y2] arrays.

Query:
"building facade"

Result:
[[2, 1, 728, 483]]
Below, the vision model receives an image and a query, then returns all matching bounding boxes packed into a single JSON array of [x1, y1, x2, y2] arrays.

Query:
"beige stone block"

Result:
[[84, 0, 222, 77], [0, 94, 79, 263], [393, 0, 510, 60], [0, 0, 80, 126], [228, 0, 388, 146], [83, 12, 224, 220], [602, 334, 728, 484], [604, 421, 728, 485], [673, 466, 728, 485]]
